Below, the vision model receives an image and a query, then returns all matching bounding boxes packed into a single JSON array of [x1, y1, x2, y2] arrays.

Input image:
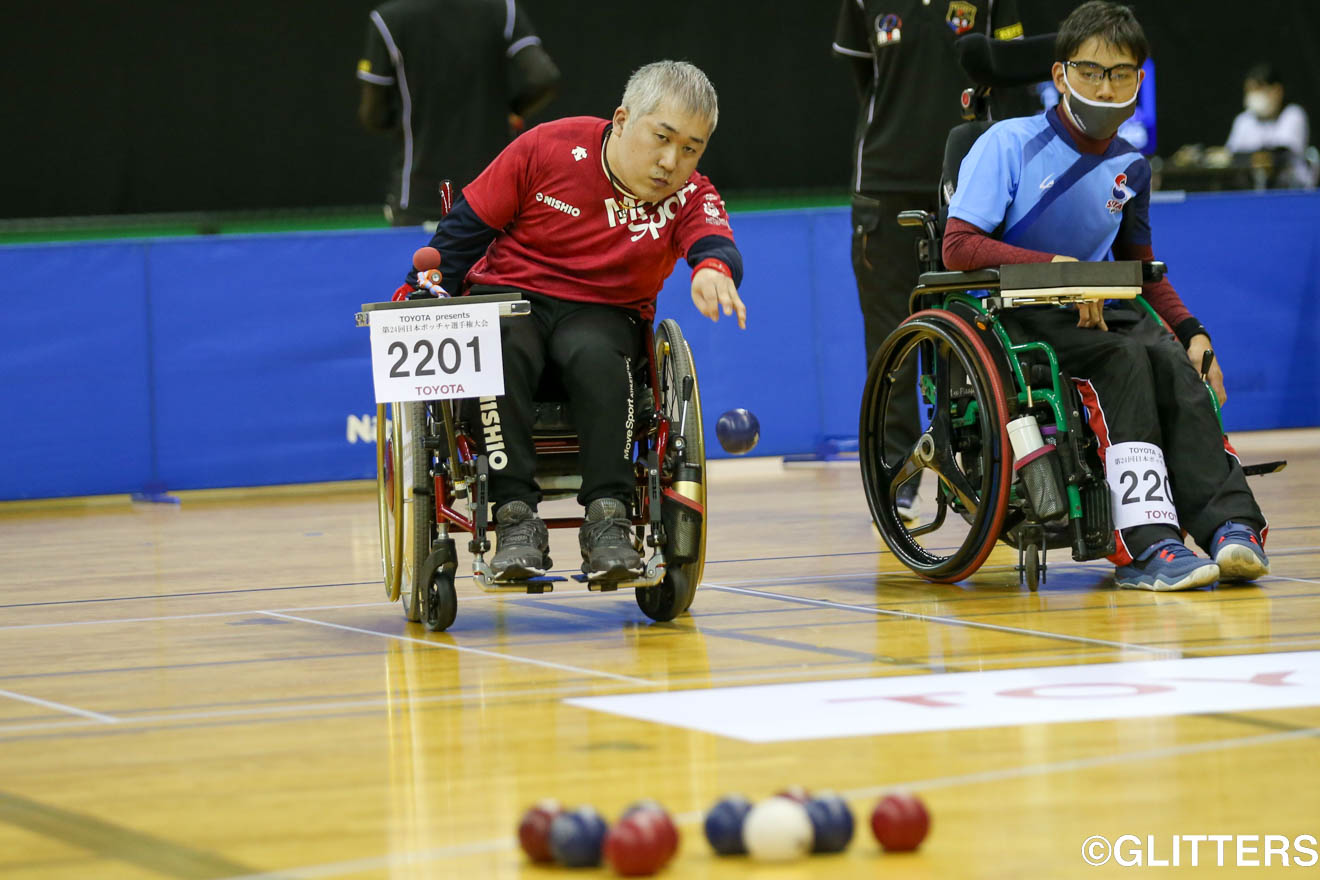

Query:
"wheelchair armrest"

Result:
[[916, 269, 1001, 290], [897, 210, 935, 228], [1142, 261, 1166, 283]]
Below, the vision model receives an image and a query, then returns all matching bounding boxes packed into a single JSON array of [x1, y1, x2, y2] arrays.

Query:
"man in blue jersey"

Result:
[[942, 1, 1269, 591]]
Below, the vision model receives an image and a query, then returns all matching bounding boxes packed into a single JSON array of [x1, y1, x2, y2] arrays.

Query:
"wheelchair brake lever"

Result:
[[1199, 348, 1214, 380], [676, 376, 693, 451]]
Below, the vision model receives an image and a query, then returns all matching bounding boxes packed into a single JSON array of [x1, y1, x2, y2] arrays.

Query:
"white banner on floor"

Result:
[[566, 652, 1320, 742]]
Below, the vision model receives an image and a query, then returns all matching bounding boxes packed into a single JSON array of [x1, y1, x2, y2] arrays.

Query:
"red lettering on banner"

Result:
[[998, 682, 1174, 700], [1161, 671, 1296, 688], [827, 691, 964, 707]]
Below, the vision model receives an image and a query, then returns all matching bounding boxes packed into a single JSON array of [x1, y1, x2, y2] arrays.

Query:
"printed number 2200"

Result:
[[387, 337, 482, 377], [1118, 469, 1172, 504]]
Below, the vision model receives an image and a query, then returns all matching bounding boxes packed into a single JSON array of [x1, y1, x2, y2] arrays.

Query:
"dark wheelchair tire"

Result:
[[860, 310, 1012, 583], [638, 319, 706, 622], [394, 401, 434, 623], [1025, 543, 1040, 592], [423, 570, 458, 632]]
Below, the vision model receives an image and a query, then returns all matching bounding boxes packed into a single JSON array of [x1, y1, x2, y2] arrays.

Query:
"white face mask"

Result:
[[1245, 91, 1279, 119], [1062, 66, 1139, 139]]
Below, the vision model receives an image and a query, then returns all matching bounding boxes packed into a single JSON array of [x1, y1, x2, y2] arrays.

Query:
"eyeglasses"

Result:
[[1065, 60, 1140, 86]]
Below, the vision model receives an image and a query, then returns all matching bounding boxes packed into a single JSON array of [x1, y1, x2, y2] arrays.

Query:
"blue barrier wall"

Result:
[[3, 191, 1317, 500]]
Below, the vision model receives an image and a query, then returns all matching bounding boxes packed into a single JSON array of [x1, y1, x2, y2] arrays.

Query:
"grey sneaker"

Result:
[[490, 501, 550, 580], [579, 498, 643, 580]]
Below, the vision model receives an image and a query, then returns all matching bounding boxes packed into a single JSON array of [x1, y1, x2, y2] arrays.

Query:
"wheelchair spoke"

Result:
[[929, 460, 980, 516]]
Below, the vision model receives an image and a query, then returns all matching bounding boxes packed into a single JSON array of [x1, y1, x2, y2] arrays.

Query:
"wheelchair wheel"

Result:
[[860, 310, 1012, 583], [377, 401, 434, 622], [424, 569, 458, 632], [638, 319, 706, 622]]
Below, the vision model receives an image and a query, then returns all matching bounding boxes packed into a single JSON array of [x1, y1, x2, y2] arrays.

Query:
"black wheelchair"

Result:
[[857, 35, 1282, 590], [360, 293, 706, 631]]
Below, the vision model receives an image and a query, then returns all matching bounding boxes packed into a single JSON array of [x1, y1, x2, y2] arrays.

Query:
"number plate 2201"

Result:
[[367, 301, 504, 403]]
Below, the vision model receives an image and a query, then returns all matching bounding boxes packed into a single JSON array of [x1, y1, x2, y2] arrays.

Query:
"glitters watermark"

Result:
[[1082, 834, 1319, 867]]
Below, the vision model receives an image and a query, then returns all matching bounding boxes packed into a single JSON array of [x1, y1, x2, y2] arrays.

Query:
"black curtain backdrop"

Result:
[[4, 1, 1317, 219]]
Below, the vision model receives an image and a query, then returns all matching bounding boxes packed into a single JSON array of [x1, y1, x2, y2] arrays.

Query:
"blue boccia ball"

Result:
[[704, 794, 753, 855], [548, 805, 608, 867], [805, 793, 855, 853], [716, 408, 760, 455]]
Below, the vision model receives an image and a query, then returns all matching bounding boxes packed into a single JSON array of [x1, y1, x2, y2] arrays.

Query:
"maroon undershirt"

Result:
[[941, 106, 1193, 331]]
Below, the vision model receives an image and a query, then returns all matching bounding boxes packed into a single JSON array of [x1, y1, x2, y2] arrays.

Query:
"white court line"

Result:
[[260, 611, 658, 687], [213, 724, 1320, 880], [0, 688, 118, 724], [0, 677, 634, 737], [704, 582, 1182, 658]]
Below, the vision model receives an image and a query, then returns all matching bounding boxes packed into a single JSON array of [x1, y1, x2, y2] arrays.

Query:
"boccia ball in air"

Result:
[[716, 408, 760, 455], [805, 792, 855, 853], [703, 794, 752, 855], [549, 805, 609, 867], [742, 797, 814, 862], [517, 799, 562, 863], [869, 792, 930, 852]]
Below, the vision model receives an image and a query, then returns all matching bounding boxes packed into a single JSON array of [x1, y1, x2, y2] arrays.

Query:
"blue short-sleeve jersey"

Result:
[[948, 108, 1152, 261]]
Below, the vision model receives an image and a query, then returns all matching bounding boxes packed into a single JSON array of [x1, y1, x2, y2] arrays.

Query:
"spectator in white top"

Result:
[[1225, 63, 1315, 189]]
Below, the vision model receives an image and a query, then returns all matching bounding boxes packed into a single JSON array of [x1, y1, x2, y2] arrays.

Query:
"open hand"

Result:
[[691, 268, 746, 329]]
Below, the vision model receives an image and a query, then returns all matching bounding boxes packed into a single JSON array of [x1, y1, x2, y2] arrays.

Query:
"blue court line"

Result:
[[0, 580, 377, 610], [0, 649, 381, 683]]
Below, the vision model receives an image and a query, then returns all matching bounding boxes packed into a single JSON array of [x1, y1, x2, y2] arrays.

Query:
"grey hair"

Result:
[[620, 60, 719, 133]]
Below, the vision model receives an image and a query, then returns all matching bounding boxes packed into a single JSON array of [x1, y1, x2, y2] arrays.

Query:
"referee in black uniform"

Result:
[[833, 0, 1024, 519], [357, 0, 561, 227]]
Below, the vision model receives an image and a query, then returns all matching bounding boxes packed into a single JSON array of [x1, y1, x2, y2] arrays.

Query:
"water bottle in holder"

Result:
[[1007, 415, 1067, 522]]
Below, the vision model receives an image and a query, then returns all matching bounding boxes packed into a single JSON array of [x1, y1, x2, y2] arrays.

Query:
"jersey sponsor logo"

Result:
[[946, 2, 977, 35], [1039, 173, 1056, 191], [702, 201, 728, 227], [479, 397, 508, 469], [1106, 172, 1135, 214], [874, 13, 902, 46], [571, 146, 588, 161], [535, 191, 582, 217], [604, 182, 699, 241], [993, 21, 1024, 40]]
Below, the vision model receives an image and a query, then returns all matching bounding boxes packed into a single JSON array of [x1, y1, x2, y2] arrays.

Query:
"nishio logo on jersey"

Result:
[[1106, 173, 1135, 214]]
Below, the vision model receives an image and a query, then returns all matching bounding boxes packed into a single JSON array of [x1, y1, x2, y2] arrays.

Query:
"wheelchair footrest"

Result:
[[570, 568, 666, 592]]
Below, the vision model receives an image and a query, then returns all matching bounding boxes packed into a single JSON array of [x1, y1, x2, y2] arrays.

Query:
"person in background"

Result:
[[833, 0, 1026, 522], [1222, 63, 1315, 189], [357, 0, 561, 226]]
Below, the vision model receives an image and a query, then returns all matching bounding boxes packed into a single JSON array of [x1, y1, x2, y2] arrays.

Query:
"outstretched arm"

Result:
[[686, 235, 745, 329]]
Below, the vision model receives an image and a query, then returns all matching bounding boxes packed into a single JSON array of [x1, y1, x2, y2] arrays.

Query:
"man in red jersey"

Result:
[[396, 60, 745, 583]]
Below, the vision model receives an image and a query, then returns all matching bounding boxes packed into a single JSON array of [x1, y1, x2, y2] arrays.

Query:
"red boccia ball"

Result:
[[518, 799, 563, 863], [622, 801, 679, 862], [870, 792, 930, 852], [604, 812, 671, 876]]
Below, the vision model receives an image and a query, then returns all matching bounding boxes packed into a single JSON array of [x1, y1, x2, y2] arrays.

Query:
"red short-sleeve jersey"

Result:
[[461, 116, 735, 319]]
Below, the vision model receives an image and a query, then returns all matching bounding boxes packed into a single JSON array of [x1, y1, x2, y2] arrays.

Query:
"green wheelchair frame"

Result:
[[858, 235, 1278, 591]]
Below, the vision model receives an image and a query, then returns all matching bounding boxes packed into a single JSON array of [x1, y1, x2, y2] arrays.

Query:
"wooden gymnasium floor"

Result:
[[2, 427, 1318, 879]]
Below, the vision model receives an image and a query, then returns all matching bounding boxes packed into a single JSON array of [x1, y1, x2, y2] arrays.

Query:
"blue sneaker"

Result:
[[1115, 539, 1219, 592], [1212, 521, 1270, 582]]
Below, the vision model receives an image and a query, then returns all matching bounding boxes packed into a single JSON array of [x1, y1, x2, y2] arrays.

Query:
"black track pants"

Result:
[[481, 291, 641, 511], [1002, 306, 1265, 562], [852, 192, 936, 462]]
